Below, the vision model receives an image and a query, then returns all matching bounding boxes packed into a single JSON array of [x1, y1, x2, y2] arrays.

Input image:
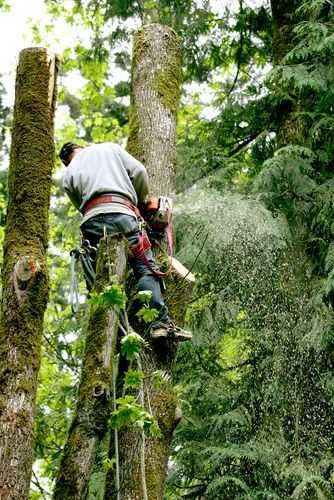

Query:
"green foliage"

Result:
[[136, 290, 159, 323], [281, 462, 332, 499], [111, 395, 161, 437], [102, 457, 116, 472], [136, 305, 159, 323], [120, 331, 147, 361], [124, 368, 144, 389], [0, 0, 9, 11], [137, 289, 153, 303], [218, 324, 251, 382], [89, 283, 126, 309], [34, 348, 77, 484], [254, 145, 316, 218]]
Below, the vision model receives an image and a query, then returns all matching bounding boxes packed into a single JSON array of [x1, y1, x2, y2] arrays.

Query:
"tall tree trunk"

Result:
[[53, 238, 127, 500], [127, 23, 181, 195], [0, 48, 57, 500], [110, 24, 191, 500]]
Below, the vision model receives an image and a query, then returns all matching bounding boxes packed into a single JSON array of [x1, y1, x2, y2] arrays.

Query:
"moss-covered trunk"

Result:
[[53, 238, 127, 500], [127, 23, 181, 196], [110, 24, 188, 500], [0, 48, 57, 500]]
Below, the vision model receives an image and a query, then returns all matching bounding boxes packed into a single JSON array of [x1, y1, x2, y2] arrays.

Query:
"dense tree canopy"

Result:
[[0, 0, 334, 498]]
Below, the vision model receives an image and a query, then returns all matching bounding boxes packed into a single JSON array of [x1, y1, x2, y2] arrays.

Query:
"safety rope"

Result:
[[112, 353, 120, 500], [103, 233, 121, 500], [69, 249, 80, 313], [105, 232, 148, 499], [166, 207, 173, 258], [137, 354, 148, 500]]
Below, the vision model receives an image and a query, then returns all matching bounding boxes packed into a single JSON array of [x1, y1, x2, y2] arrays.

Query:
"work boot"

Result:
[[150, 321, 192, 341]]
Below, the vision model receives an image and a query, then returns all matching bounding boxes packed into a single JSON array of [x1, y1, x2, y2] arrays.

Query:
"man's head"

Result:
[[59, 142, 83, 166]]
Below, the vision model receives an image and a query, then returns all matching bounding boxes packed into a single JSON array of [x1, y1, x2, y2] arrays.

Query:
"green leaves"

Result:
[[0, 0, 10, 11], [120, 332, 147, 361], [89, 284, 126, 309], [136, 290, 159, 323], [111, 395, 161, 437], [102, 457, 116, 472], [136, 306, 159, 323], [137, 290, 153, 303], [124, 369, 144, 389]]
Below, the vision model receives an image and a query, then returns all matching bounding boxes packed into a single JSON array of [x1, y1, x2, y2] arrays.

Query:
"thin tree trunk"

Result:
[[0, 48, 57, 500], [53, 237, 127, 500], [107, 24, 192, 500]]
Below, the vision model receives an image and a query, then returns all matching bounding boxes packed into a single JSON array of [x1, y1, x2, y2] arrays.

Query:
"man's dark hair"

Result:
[[59, 142, 82, 165]]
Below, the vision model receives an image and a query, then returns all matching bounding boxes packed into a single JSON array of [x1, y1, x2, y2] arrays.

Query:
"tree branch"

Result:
[[31, 470, 48, 500], [228, 130, 263, 157]]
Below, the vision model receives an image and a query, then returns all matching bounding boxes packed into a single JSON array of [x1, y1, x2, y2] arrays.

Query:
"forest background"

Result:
[[0, 0, 334, 498]]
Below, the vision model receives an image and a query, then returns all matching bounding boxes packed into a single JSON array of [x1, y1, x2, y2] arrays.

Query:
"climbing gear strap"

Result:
[[70, 249, 80, 313], [130, 226, 166, 278], [82, 193, 141, 218]]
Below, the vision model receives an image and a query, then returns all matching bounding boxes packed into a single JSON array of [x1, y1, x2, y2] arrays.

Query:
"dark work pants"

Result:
[[81, 213, 168, 323]]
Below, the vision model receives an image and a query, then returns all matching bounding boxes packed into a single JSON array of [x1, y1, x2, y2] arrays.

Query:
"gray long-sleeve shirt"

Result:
[[63, 142, 149, 225]]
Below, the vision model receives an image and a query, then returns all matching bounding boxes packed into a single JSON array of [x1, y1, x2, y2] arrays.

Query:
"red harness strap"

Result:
[[130, 229, 165, 278], [82, 194, 141, 218]]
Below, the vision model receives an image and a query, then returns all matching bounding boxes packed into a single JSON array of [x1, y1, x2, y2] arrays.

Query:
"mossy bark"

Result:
[[127, 24, 182, 196], [104, 24, 191, 500], [115, 349, 179, 500], [53, 237, 127, 500], [0, 48, 57, 500]]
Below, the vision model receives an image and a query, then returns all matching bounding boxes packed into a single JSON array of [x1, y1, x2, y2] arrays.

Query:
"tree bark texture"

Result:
[[53, 237, 127, 500], [127, 23, 182, 196], [0, 48, 57, 500], [108, 24, 192, 500]]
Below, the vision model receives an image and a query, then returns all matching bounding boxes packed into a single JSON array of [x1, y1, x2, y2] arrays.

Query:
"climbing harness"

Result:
[[134, 196, 174, 279], [82, 193, 173, 280], [82, 193, 142, 219], [130, 222, 166, 279]]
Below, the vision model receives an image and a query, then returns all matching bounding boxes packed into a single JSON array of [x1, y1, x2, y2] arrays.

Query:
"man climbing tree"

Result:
[[54, 22, 190, 500], [55, 141, 192, 500], [60, 140, 192, 340]]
